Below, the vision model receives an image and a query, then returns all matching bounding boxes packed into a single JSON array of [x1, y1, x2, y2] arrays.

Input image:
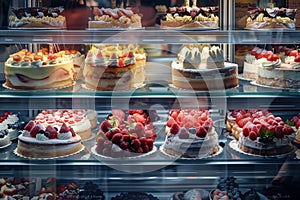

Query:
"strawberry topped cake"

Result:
[[89, 7, 142, 29], [227, 109, 295, 156], [94, 110, 156, 158], [4, 49, 75, 90], [16, 121, 83, 158], [162, 109, 220, 158], [83, 45, 146, 90], [33, 109, 92, 140]]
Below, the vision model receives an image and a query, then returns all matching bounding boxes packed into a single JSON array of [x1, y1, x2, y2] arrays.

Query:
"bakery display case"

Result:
[[0, 0, 300, 199]]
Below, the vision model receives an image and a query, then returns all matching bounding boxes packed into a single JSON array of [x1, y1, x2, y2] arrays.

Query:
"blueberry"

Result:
[[54, 127, 58, 131], [44, 131, 50, 138], [38, 130, 45, 134], [0, 133, 4, 138]]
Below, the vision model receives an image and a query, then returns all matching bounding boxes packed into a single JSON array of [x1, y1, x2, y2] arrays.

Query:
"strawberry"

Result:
[[105, 131, 114, 140], [132, 138, 141, 148], [142, 145, 149, 153], [296, 120, 300, 129], [24, 120, 35, 131], [248, 131, 257, 140], [100, 121, 112, 133], [242, 127, 250, 137], [128, 110, 144, 115], [136, 147, 143, 153], [139, 137, 147, 146], [267, 53, 279, 62], [283, 125, 294, 135], [252, 125, 260, 135], [170, 123, 180, 134], [30, 123, 43, 137], [275, 126, 284, 139], [69, 127, 76, 137], [275, 117, 282, 122], [122, 134, 131, 142], [289, 50, 298, 57], [59, 123, 70, 133], [118, 58, 124, 67], [130, 133, 138, 140], [132, 113, 146, 124], [97, 137, 105, 146], [196, 126, 207, 138], [111, 133, 123, 144], [120, 141, 129, 150], [237, 117, 251, 128], [146, 138, 154, 150], [170, 110, 178, 120], [45, 125, 58, 139], [121, 129, 129, 135], [251, 47, 260, 56], [167, 117, 177, 127], [294, 54, 300, 62]]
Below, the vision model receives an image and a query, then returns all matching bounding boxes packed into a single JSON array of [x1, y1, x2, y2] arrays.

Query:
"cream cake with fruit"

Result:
[[246, 7, 297, 29], [9, 7, 66, 28], [0, 112, 22, 140], [160, 5, 219, 29], [83, 45, 146, 91], [4, 49, 75, 90], [172, 44, 238, 90], [95, 110, 156, 158], [227, 109, 295, 156], [89, 7, 142, 29], [16, 121, 83, 159], [162, 109, 219, 158], [33, 109, 92, 140]]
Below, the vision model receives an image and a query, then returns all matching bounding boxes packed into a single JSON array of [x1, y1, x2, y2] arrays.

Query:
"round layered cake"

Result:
[[4, 49, 75, 90], [83, 45, 146, 91], [172, 45, 238, 90], [246, 7, 297, 29], [163, 109, 219, 158], [16, 121, 83, 159], [160, 6, 219, 29]]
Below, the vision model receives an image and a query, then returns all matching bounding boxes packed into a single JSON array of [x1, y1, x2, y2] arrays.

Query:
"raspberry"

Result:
[[142, 145, 149, 153], [146, 138, 154, 150], [97, 137, 105, 146], [100, 120, 112, 133], [69, 127, 76, 137], [120, 141, 129, 150], [242, 127, 250, 137], [45, 125, 58, 139], [136, 147, 143, 153], [170, 123, 180, 134], [122, 135, 131, 142], [196, 126, 207, 138]]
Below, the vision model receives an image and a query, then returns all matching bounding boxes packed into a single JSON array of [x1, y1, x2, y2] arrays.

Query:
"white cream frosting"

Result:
[[57, 132, 72, 140], [36, 133, 50, 141], [18, 134, 81, 144]]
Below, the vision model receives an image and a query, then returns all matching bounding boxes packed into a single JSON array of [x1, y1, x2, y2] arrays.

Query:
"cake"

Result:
[[83, 45, 146, 91], [211, 177, 244, 200], [160, 6, 219, 29], [64, 49, 85, 80], [227, 109, 296, 156], [16, 121, 83, 159], [33, 109, 92, 140], [9, 7, 66, 29], [95, 110, 156, 158], [162, 109, 219, 158], [111, 192, 159, 200], [86, 110, 98, 129], [171, 189, 210, 200], [246, 7, 297, 29], [89, 7, 142, 29], [78, 181, 105, 200], [171, 44, 238, 90], [4, 49, 75, 90], [0, 112, 21, 140], [0, 129, 10, 149]]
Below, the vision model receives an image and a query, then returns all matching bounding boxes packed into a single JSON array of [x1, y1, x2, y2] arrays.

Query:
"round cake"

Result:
[[95, 110, 156, 158], [111, 192, 159, 200], [0, 112, 21, 140], [16, 121, 83, 159], [83, 45, 146, 91], [227, 109, 296, 156], [89, 7, 142, 29], [171, 189, 210, 200], [33, 109, 92, 141], [163, 109, 219, 158], [172, 45, 238, 90], [160, 6, 219, 29], [0, 130, 10, 148], [246, 7, 297, 29], [9, 7, 66, 29], [4, 49, 75, 90]]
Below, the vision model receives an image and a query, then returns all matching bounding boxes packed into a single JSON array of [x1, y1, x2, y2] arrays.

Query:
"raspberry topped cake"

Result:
[[4, 49, 75, 90], [16, 121, 83, 159], [83, 45, 146, 90], [172, 44, 238, 90], [89, 7, 142, 29], [246, 7, 297, 29], [227, 109, 296, 156], [33, 109, 92, 140], [160, 6, 219, 29], [162, 109, 220, 158], [9, 7, 66, 29], [94, 110, 156, 158]]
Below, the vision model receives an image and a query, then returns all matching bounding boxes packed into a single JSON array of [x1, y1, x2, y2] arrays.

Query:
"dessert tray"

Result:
[[81, 83, 146, 92], [90, 145, 158, 161], [159, 145, 223, 160], [228, 140, 296, 159], [250, 81, 300, 92], [2, 82, 76, 91], [0, 142, 12, 150], [168, 84, 239, 92], [238, 74, 253, 82], [13, 146, 85, 160]]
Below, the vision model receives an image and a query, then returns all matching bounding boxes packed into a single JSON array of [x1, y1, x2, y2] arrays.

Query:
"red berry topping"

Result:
[[248, 131, 257, 140], [120, 141, 129, 150], [132, 138, 141, 148], [267, 54, 279, 62], [196, 126, 207, 138], [139, 137, 147, 146], [59, 123, 70, 133], [100, 120, 112, 133], [146, 138, 154, 150], [289, 50, 298, 57], [242, 127, 250, 137], [294, 54, 300, 63], [111, 133, 123, 144], [30, 123, 43, 137], [170, 123, 180, 134], [24, 120, 35, 131]]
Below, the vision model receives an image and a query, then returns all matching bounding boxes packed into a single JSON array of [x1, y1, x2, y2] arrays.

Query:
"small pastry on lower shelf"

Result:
[[111, 192, 159, 200]]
